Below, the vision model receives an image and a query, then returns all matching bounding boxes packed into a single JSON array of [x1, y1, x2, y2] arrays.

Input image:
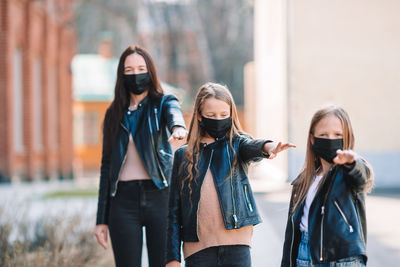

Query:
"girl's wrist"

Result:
[[262, 141, 275, 156]]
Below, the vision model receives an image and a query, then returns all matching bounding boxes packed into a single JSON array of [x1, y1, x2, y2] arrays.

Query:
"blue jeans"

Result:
[[185, 245, 251, 267], [297, 231, 365, 267]]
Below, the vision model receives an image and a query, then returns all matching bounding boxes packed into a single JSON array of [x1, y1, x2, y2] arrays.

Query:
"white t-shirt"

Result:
[[299, 174, 323, 232]]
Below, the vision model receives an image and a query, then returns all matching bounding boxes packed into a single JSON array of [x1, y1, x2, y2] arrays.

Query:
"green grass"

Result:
[[42, 188, 98, 199]]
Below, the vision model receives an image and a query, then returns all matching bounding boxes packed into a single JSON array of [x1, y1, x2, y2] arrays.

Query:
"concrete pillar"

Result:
[[245, 0, 289, 191]]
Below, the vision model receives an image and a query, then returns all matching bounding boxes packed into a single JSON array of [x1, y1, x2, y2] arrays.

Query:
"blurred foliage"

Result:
[[74, 0, 254, 105], [0, 207, 110, 267], [42, 189, 98, 199]]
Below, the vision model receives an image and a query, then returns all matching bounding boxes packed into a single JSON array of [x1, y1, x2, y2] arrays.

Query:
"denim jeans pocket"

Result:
[[296, 259, 311, 267], [334, 256, 365, 267]]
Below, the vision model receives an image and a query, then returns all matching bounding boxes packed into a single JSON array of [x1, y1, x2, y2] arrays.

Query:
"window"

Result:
[[33, 58, 43, 151], [48, 66, 58, 149], [74, 111, 99, 146], [13, 49, 24, 153]]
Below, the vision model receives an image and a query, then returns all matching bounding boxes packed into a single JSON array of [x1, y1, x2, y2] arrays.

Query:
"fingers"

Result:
[[333, 150, 346, 164], [99, 232, 107, 249], [333, 149, 356, 165], [278, 142, 296, 151], [275, 141, 282, 150], [168, 133, 185, 143], [101, 234, 108, 249], [174, 131, 186, 140], [169, 127, 187, 143], [103, 230, 108, 245], [94, 229, 108, 250], [266, 141, 296, 160], [271, 141, 296, 154]]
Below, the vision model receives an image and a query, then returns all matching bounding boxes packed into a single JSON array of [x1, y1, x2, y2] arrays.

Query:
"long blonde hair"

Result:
[[181, 83, 243, 194], [292, 106, 374, 212]]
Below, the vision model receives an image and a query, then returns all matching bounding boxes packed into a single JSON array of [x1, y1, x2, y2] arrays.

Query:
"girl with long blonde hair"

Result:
[[166, 82, 295, 267], [281, 106, 374, 267]]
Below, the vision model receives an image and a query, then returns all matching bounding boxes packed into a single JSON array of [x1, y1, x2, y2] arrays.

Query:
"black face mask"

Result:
[[199, 117, 232, 139], [311, 137, 343, 163], [123, 73, 151, 95]]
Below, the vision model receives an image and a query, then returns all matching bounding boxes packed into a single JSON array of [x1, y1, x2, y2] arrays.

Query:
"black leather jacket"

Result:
[[166, 135, 272, 263], [281, 158, 372, 267], [96, 94, 186, 225]]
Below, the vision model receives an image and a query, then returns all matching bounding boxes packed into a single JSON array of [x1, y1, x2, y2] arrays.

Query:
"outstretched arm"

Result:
[[334, 150, 373, 192], [262, 141, 296, 159]]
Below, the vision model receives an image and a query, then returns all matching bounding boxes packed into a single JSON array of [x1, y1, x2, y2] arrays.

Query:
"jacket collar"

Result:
[[120, 96, 150, 132], [199, 136, 228, 150]]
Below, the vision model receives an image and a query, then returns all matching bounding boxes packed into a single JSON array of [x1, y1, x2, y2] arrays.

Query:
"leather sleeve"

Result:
[[96, 111, 112, 225], [281, 190, 295, 267], [238, 135, 273, 163], [343, 157, 372, 193], [165, 149, 184, 263], [162, 94, 186, 132]]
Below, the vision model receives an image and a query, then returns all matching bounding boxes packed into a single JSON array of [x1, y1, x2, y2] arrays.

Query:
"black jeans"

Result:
[[185, 245, 251, 267], [108, 180, 169, 267]]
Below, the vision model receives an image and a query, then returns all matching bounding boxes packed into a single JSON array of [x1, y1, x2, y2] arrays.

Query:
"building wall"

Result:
[[244, 0, 289, 190], [248, 0, 400, 188], [0, 0, 75, 181], [287, 0, 400, 186]]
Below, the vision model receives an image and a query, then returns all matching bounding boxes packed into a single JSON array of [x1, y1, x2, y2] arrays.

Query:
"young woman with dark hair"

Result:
[[94, 45, 187, 267]]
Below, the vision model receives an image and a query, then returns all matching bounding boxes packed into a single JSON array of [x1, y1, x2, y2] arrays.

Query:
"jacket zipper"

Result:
[[148, 114, 168, 186], [244, 185, 253, 212], [112, 123, 130, 196], [226, 144, 238, 228], [288, 168, 335, 264], [334, 200, 354, 233], [154, 107, 159, 131], [159, 149, 173, 158], [320, 206, 325, 261], [152, 142, 168, 187], [354, 198, 365, 242], [318, 167, 336, 262], [112, 152, 127, 197], [289, 214, 295, 267], [120, 122, 129, 133]]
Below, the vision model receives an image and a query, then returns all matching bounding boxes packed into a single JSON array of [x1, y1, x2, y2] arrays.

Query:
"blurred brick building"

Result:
[[71, 39, 118, 177], [0, 0, 76, 181]]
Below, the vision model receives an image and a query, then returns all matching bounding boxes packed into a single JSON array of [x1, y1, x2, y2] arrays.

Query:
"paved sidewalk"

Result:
[[252, 203, 284, 266], [2, 181, 399, 266], [254, 188, 400, 267]]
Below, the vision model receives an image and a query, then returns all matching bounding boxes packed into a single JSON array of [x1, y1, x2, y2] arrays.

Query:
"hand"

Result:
[[264, 141, 296, 159], [333, 149, 357, 165], [166, 260, 181, 267], [168, 127, 187, 143], [94, 224, 108, 249]]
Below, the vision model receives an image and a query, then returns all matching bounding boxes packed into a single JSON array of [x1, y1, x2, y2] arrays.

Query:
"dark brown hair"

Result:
[[103, 46, 163, 154]]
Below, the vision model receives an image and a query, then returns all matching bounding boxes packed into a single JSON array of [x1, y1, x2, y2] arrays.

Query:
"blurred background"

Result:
[[0, 0, 399, 266]]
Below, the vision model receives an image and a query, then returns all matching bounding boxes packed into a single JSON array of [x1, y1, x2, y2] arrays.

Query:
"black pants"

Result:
[[185, 245, 251, 267], [109, 180, 169, 267]]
